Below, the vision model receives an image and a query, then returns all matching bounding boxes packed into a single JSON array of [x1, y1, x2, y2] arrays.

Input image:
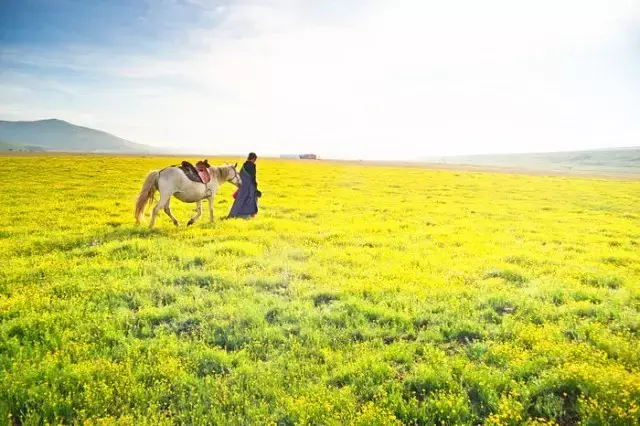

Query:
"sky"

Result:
[[1, 0, 639, 160]]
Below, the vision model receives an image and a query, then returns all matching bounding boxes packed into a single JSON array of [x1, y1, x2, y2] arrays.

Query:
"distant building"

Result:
[[279, 153, 318, 160]]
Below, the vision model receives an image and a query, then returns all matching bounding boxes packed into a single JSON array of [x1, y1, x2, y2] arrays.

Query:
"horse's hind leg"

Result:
[[163, 199, 180, 226], [150, 191, 171, 229], [208, 196, 214, 223], [187, 201, 202, 226]]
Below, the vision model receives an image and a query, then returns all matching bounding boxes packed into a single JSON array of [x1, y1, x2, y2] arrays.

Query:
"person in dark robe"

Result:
[[227, 152, 262, 218]]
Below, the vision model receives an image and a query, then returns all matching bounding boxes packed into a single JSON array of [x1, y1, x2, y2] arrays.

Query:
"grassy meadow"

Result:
[[1, 154, 639, 425]]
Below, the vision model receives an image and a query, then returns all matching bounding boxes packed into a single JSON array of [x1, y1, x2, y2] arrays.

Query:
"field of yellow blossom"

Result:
[[1, 154, 639, 425]]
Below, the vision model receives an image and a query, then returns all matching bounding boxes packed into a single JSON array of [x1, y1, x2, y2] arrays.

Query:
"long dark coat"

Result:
[[227, 161, 259, 218]]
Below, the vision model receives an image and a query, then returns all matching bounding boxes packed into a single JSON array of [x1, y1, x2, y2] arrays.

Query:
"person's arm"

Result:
[[244, 162, 257, 186], [243, 162, 261, 196]]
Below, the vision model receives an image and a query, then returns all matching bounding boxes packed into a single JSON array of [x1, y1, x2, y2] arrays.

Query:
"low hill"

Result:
[[424, 147, 640, 174], [0, 140, 45, 152], [0, 119, 153, 153], [0, 140, 17, 150]]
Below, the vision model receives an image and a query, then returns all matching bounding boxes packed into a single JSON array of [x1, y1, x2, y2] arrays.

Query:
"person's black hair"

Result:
[[248, 152, 257, 161]]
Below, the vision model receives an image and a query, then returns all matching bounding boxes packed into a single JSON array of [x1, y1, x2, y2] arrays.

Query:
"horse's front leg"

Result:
[[187, 201, 202, 226], [208, 196, 215, 223]]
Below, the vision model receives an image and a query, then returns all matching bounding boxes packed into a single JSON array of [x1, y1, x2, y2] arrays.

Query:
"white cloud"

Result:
[[1, 0, 639, 158]]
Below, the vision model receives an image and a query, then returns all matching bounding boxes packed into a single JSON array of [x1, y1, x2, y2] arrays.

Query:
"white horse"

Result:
[[135, 162, 241, 228]]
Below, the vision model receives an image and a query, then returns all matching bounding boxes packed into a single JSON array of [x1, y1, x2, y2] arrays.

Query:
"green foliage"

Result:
[[0, 155, 639, 425]]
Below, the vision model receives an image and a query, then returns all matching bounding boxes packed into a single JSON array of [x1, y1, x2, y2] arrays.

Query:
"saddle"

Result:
[[178, 159, 211, 184]]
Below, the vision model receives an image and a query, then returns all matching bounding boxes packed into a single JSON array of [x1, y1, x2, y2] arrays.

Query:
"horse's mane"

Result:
[[210, 165, 231, 181]]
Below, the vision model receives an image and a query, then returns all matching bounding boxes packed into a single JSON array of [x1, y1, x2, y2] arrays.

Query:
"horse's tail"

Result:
[[135, 170, 159, 224]]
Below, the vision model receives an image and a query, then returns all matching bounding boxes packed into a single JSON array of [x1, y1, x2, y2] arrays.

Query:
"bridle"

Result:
[[227, 164, 241, 185]]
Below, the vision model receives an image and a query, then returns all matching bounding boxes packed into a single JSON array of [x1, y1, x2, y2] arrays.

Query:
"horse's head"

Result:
[[227, 162, 241, 187]]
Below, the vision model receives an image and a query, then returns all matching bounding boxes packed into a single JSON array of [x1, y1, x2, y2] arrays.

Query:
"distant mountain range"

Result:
[[0, 119, 155, 153], [422, 146, 640, 174], [2, 119, 639, 176]]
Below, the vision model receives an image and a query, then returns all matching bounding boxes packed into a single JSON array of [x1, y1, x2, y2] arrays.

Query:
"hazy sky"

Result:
[[1, 0, 639, 159]]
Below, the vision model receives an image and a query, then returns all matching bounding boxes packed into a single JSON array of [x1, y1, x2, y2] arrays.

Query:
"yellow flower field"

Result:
[[0, 154, 639, 425]]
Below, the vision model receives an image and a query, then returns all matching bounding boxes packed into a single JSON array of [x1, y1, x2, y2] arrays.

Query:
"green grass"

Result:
[[1, 154, 639, 425]]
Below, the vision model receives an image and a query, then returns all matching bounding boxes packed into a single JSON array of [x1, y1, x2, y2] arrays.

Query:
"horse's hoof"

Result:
[[187, 220, 194, 226]]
